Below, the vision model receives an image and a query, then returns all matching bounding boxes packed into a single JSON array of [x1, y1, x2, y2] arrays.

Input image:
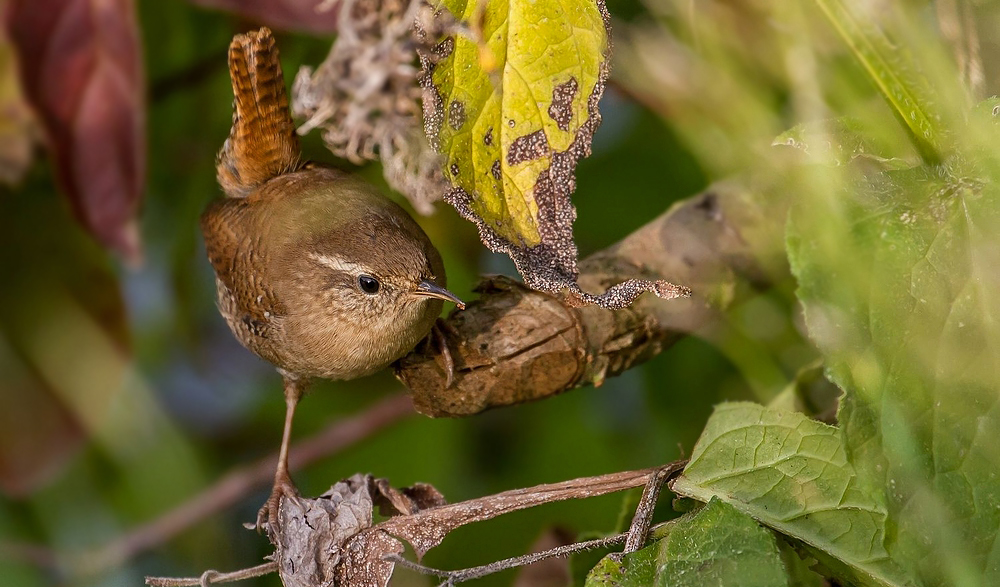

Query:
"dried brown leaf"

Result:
[[373, 477, 447, 516], [335, 529, 403, 587], [379, 468, 657, 558], [7, 0, 145, 262], [272, 473, 375, 587], [271, 474, 446, 586], [157, 467, 676, 586]]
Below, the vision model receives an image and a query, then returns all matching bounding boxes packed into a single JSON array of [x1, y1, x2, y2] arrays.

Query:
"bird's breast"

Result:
[[275, 297, 439, 380]]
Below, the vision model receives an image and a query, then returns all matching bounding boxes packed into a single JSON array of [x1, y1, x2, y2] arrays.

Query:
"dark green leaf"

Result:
[[672, 402, 911, 587], [788, 153, 1000, 586], [585, 498, 790, 587]]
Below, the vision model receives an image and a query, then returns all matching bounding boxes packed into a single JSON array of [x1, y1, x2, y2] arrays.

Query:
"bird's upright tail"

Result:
[[216, 27, 302, 198]]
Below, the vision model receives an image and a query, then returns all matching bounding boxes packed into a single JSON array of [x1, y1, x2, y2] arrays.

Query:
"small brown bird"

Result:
[[202, 28, 463, 531]]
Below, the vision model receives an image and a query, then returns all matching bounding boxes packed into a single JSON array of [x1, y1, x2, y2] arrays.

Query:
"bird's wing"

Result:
[[201, 198, 285, 341]]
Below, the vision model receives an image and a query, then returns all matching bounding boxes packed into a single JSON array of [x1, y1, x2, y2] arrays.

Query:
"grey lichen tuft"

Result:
[[291, 0, 457, 214]]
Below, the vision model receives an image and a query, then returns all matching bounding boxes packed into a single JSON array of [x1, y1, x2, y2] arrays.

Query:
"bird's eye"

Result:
[[358, 275, 380, 294]]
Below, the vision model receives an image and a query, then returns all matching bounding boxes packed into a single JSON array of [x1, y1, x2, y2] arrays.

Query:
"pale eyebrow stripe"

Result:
[[308, 252, 372, 276]]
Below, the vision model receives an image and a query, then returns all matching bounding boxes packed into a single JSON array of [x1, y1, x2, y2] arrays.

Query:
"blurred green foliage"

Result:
[[2, 0, 997, 586]]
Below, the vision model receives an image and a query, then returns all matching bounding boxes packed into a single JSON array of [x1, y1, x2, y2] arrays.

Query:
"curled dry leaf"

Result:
[[372, 477, 448, 516], [371, 468, 658, 560], [421, 0, 690, 308], [272, 473, 447, 587], [292, 0, 453, 214], [188, 0, 341, 34], [7, 0, 145, 262], [273, 474, 376, 587]]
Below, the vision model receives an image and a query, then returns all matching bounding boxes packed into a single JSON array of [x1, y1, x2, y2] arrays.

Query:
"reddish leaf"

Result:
[[188, 0, 341, 34], [6, 0, 145, 262]]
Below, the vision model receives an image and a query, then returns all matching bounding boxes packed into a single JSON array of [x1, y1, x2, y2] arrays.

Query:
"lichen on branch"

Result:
[[396, 183, 788, 416]]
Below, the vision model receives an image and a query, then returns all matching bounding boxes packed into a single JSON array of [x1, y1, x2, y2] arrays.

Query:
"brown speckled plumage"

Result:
[[202, 167, 447, 380], [201, 28, 459, 534]]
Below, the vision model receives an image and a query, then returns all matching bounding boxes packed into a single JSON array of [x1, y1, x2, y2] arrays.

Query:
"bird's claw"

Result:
[[255, 477, 299, 536], [431, 320, 456, 388]]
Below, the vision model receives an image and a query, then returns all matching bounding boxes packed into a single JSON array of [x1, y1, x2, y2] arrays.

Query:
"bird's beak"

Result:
[[414, 280, 465, 309]]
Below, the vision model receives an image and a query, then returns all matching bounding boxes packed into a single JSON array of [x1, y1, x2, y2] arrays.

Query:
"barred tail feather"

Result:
[[216, 27, 301, 198]]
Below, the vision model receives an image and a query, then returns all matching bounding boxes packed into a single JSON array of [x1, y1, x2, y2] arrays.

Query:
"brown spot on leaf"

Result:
[[419, 75, 445, 152], [484, 127, 493, 146], [450, 163, 459, 176], [547, 77, 578, 131], [491, 159, 501, 181], [448, 100, 465, 130], [434, 0, 685, 310], [433, 36, 454, 59], [506, 130, 549, 166]]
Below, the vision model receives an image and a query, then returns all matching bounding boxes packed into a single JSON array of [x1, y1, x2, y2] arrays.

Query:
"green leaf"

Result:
[[428, 0, 606, 248], [671, 402, 912, 587], [767, 361, 839, 419], [788, 155, 1000, 587], [811, 0, 947, 164], [584, 553, 628, 587], [657, 498, 789, 587], [584, 498, 790, 587], [773, 118, 912, 169], [423, 0, 690, 307], [776, 540, 829, 587]]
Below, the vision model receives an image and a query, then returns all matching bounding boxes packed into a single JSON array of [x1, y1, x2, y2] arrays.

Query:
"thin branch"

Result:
[[622, 461, 679, 553], [385, 533, 628, 586], [377, 462, 684, 585], [0, 541, 58, 570], [145, 561, 278, 587], [145, 462, 685, 586], [92, 394, 413, 570]]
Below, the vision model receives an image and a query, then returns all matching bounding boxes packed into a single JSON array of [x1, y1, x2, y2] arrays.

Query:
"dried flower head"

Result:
[[292, 0, 456, 214]]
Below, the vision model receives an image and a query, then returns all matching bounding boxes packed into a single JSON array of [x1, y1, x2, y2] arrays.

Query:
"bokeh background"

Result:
[[6, 0, 981, 585]]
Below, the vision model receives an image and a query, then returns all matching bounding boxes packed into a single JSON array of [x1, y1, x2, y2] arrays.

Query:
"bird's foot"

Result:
[[431, 319, 457, 388], [255, 476, 300, 536]]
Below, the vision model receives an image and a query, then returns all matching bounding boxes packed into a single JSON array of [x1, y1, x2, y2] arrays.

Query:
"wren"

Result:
[[201, 27, 463, 532]]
